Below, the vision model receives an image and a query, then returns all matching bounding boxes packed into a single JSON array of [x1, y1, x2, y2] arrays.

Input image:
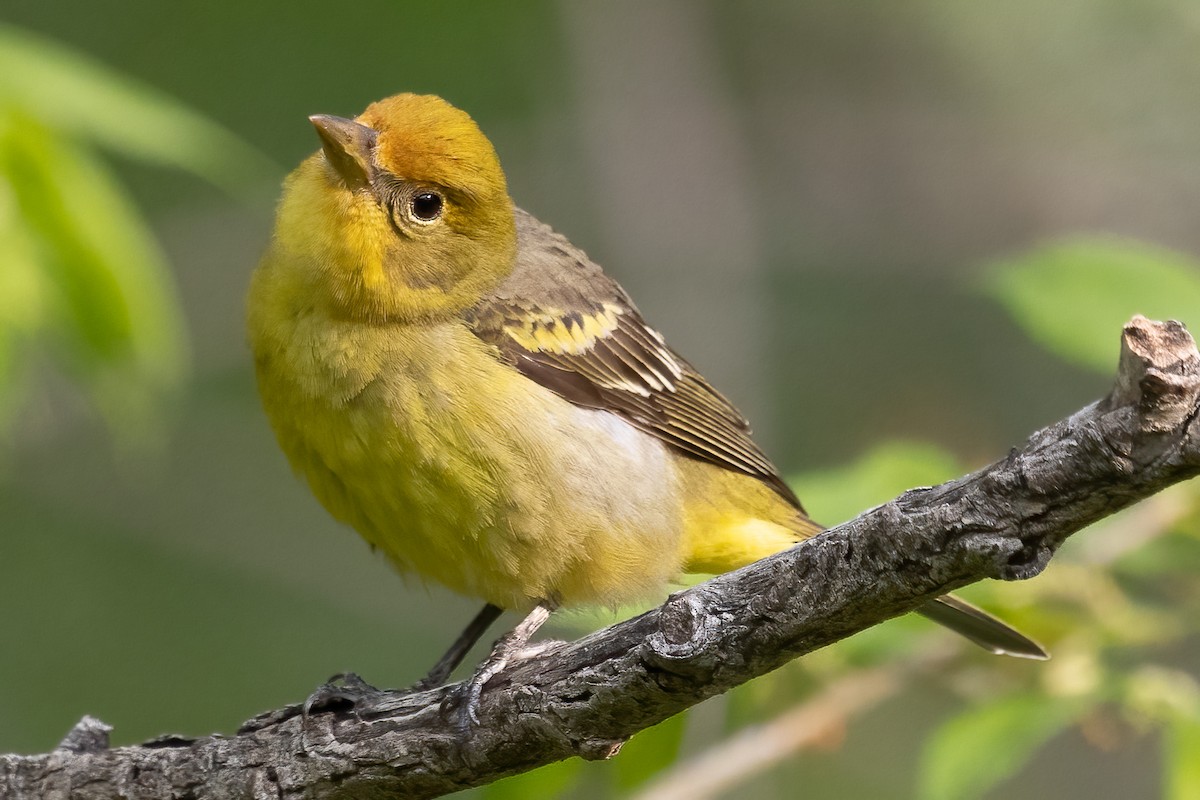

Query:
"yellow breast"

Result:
[[248, 291, 687, 609]]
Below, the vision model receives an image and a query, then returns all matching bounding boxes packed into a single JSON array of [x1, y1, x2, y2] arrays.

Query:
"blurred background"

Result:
[[3, 2, 1200, 798]]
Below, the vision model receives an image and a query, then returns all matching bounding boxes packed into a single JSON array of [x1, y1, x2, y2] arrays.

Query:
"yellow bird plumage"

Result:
[[248, 93, 1045, 716]]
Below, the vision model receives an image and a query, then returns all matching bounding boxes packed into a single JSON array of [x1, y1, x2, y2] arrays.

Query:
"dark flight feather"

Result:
[[467, 208, 802, 508]]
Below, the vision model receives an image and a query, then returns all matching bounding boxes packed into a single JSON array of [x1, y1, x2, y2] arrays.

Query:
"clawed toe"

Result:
[[454, 604, 555, 733], [302, 672, 380, 720], [455, 662, 501, 733]]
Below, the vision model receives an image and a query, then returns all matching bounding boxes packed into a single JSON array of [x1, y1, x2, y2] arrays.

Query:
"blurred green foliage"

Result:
[[987, 238, 1200, 374], [919, 692, 1086, 800], [1167, 716, 1200, 800], [0, 24, 270, 448], [974, 239, 1200, 800], [2, 8, 1200, 800]]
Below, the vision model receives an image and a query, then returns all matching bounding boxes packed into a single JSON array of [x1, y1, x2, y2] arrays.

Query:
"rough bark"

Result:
[[3, 316, 1198, 800]]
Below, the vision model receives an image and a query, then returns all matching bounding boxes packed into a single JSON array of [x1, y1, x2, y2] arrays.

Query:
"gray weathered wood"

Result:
[[3, 316, 1197, 800]]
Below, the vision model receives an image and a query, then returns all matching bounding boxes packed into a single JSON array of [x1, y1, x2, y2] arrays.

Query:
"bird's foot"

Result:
[[455, 631, 521, 733], [302, 672, 381, 720], [454, 602, 555, 733], [296, 672, 384, 753]]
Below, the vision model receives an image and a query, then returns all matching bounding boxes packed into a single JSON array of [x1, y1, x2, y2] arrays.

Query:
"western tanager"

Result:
[[248, 93, 1045, 724]]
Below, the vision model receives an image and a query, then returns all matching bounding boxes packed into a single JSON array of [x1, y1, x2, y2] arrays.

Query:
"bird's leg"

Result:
[[414, 602, 504, 690], [458, 599, 557, 731], [303, 603, 504, 725]]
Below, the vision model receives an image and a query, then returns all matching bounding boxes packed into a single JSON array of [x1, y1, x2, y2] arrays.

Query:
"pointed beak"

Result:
[[309, 114, 377, 189]]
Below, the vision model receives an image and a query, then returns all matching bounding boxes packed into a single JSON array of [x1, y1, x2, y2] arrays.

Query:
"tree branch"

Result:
[[4, 316, 1198, 800], [633, 485, 1194, 800]]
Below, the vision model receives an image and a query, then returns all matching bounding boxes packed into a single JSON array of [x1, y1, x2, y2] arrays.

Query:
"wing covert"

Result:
[[466, 208, 802, 507]]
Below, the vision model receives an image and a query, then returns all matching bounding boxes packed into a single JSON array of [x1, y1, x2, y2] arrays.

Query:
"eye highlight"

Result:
[[411, 191, 444, 222], [377, 180, 447, 235]]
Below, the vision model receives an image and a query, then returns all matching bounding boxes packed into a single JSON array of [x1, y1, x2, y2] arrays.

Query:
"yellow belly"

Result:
[[253, 316, 689, 609]]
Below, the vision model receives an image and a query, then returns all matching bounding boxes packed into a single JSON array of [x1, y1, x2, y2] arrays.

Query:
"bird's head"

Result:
[[271, 93, 517, 322]]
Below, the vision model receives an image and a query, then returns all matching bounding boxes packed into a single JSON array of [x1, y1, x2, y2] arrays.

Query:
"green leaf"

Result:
[[789, 440, 961, 526], [615, 712, 689, 790], [919, 693, 1085, 800], [0, 113, 186, 439], [986, 237, 1200, 373], [0, 183, 47, 429], [0, 25, 277, 446], [0, 23, 276, 192], [481, 759, 582, 800], [1166, 715, 1200, 800]]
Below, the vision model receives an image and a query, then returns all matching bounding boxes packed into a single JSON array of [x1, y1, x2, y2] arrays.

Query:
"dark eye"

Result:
[[411, 191, 444, 221]]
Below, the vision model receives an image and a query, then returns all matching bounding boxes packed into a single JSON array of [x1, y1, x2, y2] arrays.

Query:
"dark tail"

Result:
[[917, 594, 1048, 660], [788, 516, 1047, 659]]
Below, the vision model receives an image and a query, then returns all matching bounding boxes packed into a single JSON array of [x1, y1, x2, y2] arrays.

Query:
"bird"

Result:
[[247, 92, 1046, 726]]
